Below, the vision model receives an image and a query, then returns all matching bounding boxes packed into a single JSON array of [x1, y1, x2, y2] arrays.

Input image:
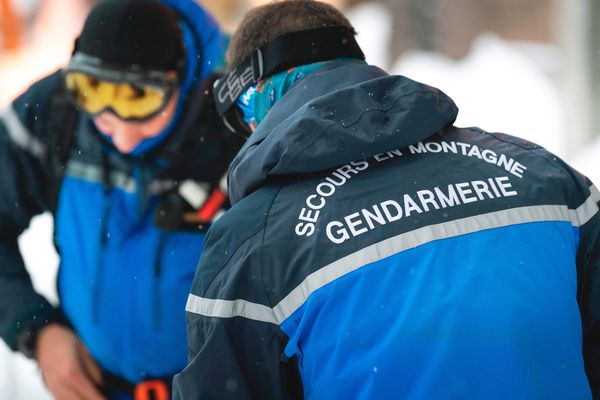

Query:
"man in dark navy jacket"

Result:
[[0, 0, 240, 398], [174, 1, 600, 399]]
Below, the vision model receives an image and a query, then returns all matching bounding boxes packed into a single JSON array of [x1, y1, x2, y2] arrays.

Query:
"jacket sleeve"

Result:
[[0, 72, 64, 352], [172, 190, 302, 400], [173, 303, 301, 400], [579, 179, 600, 396]]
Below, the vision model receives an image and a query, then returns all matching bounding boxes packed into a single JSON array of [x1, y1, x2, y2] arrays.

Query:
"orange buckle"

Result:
[[134, 379, 169, 400]]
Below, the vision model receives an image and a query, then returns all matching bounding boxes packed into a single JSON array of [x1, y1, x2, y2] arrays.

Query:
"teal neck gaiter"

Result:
[[252, 61, 325, 126]]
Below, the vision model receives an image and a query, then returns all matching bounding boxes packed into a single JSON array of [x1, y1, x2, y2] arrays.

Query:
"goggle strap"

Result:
[[214, 26, 364, 116], [66, 53, 178, 89], [252, 26, 364, 81], [223, 107, 253, 139]]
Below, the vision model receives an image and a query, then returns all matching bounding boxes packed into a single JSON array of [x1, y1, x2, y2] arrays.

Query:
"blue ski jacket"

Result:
[[174, 60, 600, 399], [0, 0, 235, 385]]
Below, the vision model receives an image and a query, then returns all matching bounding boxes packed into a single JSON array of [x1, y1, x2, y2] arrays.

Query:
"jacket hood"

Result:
[[161, 0, 223, 89], [228, 60, 459, 204]]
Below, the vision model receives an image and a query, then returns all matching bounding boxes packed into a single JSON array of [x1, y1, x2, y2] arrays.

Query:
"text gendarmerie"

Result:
[[325, 176, 518, 244], [295, 140, 528, 240]]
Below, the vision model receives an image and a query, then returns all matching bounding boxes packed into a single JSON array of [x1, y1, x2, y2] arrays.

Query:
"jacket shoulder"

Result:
[[8, 70, 67, 143], [12, 70, 64, 113], [449, 126, 595, 208], [190, 184, 282, 297]]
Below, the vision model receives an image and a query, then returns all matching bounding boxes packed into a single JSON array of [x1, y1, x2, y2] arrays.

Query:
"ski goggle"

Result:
[[236, 85, 257, 125], [64, 53, 179, 122], [213, 25, 365, 139]]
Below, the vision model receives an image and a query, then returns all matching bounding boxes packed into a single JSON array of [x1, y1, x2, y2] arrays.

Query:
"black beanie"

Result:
[[76, 0, 184, 72]]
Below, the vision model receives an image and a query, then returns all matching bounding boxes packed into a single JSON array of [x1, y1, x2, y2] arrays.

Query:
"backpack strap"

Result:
[[179, 175, 228, 224], [153, 175, 229, 233]]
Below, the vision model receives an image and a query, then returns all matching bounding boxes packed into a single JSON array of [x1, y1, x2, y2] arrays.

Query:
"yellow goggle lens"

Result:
[[65, 72, 168, 119]]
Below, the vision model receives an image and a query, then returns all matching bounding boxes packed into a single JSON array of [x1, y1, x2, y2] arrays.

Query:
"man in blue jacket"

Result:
[[0, 0, 239, 398], [173, 1, 600, 398]]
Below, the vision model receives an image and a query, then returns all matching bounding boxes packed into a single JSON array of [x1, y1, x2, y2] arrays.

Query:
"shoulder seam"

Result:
[[201, 185, 284, 298], [201, 227, 265, 297], [0, 105, 47, 158], [466, 127, 580, 204], [260, 185, 285, 307]]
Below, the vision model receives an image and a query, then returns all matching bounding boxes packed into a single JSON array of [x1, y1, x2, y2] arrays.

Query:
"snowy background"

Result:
[[0, 214, 57, 399], [1, 0, 598, 398]]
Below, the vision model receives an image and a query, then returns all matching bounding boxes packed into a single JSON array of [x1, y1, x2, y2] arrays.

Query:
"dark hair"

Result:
[[227, 0, 356, 69]]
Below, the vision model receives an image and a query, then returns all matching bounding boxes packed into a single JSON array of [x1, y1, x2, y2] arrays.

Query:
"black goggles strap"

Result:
[[214, 26, 365, 116], [66, 52, 178, 89]]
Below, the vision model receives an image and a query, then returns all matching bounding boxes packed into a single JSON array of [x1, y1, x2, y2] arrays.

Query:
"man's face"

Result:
[[92, 88, 179, 153]]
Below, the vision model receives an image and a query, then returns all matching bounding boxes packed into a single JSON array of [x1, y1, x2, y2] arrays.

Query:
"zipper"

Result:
[[152, 233, 166, 330], [133, 163, 166, 330], [92, 153, 112, 324]]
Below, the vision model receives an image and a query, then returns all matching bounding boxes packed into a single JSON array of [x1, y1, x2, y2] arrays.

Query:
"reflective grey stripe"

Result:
[[148, 179, 177, 195], [66, 160, 135, 192], [66, 160, 176, 194], [591, 185, 600, 204], [0, 105, 46, 158], [186, 295, 278, 324], [187, 194, 600, 325], [575, 185, 600, 226]]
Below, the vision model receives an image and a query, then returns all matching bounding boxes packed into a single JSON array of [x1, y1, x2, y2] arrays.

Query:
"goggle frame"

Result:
[[64, 53, 179, 122]]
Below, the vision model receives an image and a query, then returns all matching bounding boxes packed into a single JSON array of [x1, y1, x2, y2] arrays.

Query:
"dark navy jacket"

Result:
[[173, 60, 600, 399], [0, 0, 234, 384]]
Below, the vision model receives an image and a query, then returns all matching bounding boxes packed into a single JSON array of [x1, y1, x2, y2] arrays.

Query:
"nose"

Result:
[[94, 113, 141, 153], [93, 112, 121, 135]]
